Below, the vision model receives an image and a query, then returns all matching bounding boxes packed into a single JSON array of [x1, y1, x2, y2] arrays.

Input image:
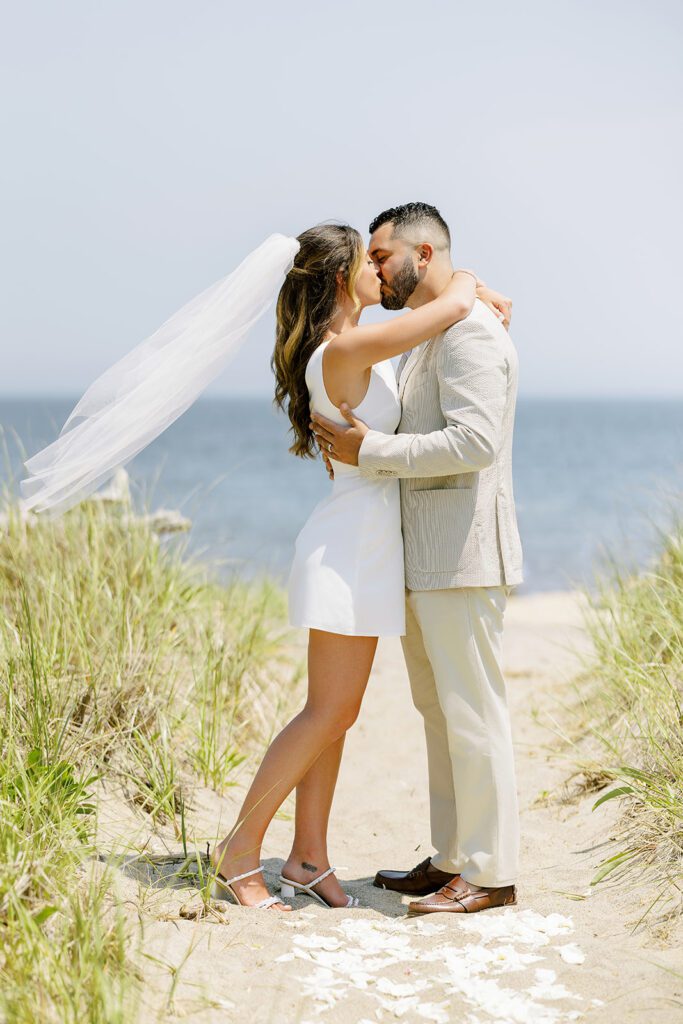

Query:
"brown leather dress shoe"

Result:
[[407, 876, 517, 915], [373, 857, 459, 896]]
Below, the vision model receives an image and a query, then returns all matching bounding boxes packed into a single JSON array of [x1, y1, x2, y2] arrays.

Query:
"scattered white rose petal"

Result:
[[374, 993, 421, 1017], [281, 909, 584, 1022], [376, 977, 430, 997], [556, 943, 585, 965], [335, 918, 414, 955], [528, 967, 581, 1003], [417, 1001, 451, 1023], [404, 919, 447, 935], [294, 934, 343, 951], [348, 971, 377, 990], [457, 909, 574, 947], [447, 974, 554, 1023], [296, 966, 347, 1008]]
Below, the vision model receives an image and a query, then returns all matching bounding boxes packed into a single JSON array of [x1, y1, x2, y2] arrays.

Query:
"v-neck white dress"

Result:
[[287, 341, 406, 637]]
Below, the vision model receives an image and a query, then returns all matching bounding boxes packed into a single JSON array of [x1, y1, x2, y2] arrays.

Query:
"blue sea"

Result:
[[1, 396, 681, 594]]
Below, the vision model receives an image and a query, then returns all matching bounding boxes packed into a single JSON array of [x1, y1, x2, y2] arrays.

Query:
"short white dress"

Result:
[[287, 341, 406, 637]]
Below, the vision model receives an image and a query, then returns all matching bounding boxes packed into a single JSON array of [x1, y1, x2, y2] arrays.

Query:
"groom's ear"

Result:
[[416, 242, 435, 267]]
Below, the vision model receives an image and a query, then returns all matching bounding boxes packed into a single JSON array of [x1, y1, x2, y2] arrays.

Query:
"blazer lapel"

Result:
[[398, 339, 431, 400], [396, 351, 409, 384]]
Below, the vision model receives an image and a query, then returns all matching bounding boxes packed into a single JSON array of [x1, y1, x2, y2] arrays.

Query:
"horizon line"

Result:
[[1, 392, 682, 404]]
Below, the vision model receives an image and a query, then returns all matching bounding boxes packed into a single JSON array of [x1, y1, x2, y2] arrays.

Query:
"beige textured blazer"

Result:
[[358, 298, 524, 591]]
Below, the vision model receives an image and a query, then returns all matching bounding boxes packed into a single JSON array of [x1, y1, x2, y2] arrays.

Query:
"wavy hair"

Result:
[[272, 223, 365, 458]]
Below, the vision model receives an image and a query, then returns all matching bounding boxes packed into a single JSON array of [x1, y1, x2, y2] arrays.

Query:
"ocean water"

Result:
[[1, 396, 681, 594]]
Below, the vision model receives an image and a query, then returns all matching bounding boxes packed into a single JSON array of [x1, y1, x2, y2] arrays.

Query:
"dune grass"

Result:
[[0, 495, 295, 1022], [571, 519, 683, 922]]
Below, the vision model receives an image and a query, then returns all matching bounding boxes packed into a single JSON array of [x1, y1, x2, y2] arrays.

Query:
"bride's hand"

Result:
[[476, 286, 513, 329], [311, 406, 369, 468]]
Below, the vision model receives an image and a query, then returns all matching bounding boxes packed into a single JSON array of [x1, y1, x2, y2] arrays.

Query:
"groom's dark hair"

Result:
[[369, 202, 451, 249]]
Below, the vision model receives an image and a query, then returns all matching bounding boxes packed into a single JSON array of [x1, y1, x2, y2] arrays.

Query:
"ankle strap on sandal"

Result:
[[307, 866, 336, 887], [222, 865, 264, 886]]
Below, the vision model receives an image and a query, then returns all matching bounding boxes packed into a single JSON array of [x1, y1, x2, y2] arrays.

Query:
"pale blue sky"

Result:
[[1, 0, 682, 397]]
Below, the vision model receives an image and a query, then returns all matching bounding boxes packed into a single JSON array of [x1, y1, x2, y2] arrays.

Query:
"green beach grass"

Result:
[[571, 519, 683, 924], [0, 493, 297, 1022], [1, 471, 681, 1019]]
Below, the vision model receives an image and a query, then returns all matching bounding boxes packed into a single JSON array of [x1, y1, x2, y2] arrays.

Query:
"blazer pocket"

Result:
[[405, 488, 478, 573]]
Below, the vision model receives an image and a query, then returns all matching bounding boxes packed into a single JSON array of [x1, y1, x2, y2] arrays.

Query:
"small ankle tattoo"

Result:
[[301, 861, 318, 873]]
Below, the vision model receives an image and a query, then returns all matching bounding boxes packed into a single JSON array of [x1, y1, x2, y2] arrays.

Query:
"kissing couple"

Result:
[[20, 201, 523, 918], [212, 201, 524, 915]]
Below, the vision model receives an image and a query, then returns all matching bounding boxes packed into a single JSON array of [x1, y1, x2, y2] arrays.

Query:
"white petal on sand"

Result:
[[556, 943, 585, 965], [445, 974, 572, 1023], [347, 971, 376, 990], [294, 934, 343, 951], [286, 910, 585, 1021], [316, 948, 397, 972], [416, 1001, 451, 1023], [465, 942, 544, 973], [403, 920, 447, 936], [335, 919, 414, 955], [420, 941, 540, 981], [296, 966, 348, 1008], [451, 976, 536, 1022], [455, 909, 574, 947], [528, 967, 581, 1003], [376, 977, 431, 997], [373, 993, 422, 1017]]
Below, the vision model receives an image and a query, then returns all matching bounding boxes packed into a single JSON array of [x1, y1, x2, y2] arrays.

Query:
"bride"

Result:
[[210, 222, 509, 910]]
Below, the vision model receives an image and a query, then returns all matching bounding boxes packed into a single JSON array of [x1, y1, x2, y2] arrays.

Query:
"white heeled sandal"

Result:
[[211, 864, 288, 910], [279, 866, 360, 908]]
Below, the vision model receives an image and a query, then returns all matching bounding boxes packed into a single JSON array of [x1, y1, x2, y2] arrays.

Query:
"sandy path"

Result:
[[102, 592, 683, 1023]]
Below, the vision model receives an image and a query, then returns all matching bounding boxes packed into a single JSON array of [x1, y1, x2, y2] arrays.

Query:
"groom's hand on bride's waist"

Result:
[[310, 405, 370, 468]]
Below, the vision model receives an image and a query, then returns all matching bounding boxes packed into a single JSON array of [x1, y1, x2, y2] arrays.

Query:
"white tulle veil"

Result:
[[20, 233, 300, 517]]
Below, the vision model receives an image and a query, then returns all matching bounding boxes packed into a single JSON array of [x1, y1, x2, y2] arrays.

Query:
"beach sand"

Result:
[[97, 591, 683, 1023]]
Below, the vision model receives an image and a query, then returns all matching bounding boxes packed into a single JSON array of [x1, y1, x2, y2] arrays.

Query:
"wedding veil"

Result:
[[19, 233, 300, 517]]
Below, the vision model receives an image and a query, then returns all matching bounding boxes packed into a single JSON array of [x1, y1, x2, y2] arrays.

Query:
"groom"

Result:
[[311, 202, 523, 916]]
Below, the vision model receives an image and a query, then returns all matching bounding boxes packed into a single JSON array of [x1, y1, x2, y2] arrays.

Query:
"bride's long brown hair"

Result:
[[272, 223, 365, 458]]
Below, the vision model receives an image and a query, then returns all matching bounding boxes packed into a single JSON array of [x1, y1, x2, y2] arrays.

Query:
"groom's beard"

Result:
[[380, 256, 419, 310]]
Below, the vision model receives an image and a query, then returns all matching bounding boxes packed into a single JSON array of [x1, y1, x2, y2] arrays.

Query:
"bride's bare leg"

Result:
[[281, 736, 349, 906], [211, 630, 377, 908]]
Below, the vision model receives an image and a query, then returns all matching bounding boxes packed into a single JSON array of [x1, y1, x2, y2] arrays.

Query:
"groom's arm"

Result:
[[357, 321, 507, 479]]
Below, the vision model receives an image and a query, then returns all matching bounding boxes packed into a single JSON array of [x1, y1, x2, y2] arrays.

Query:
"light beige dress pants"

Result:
[[402, 586, 519, 887]]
